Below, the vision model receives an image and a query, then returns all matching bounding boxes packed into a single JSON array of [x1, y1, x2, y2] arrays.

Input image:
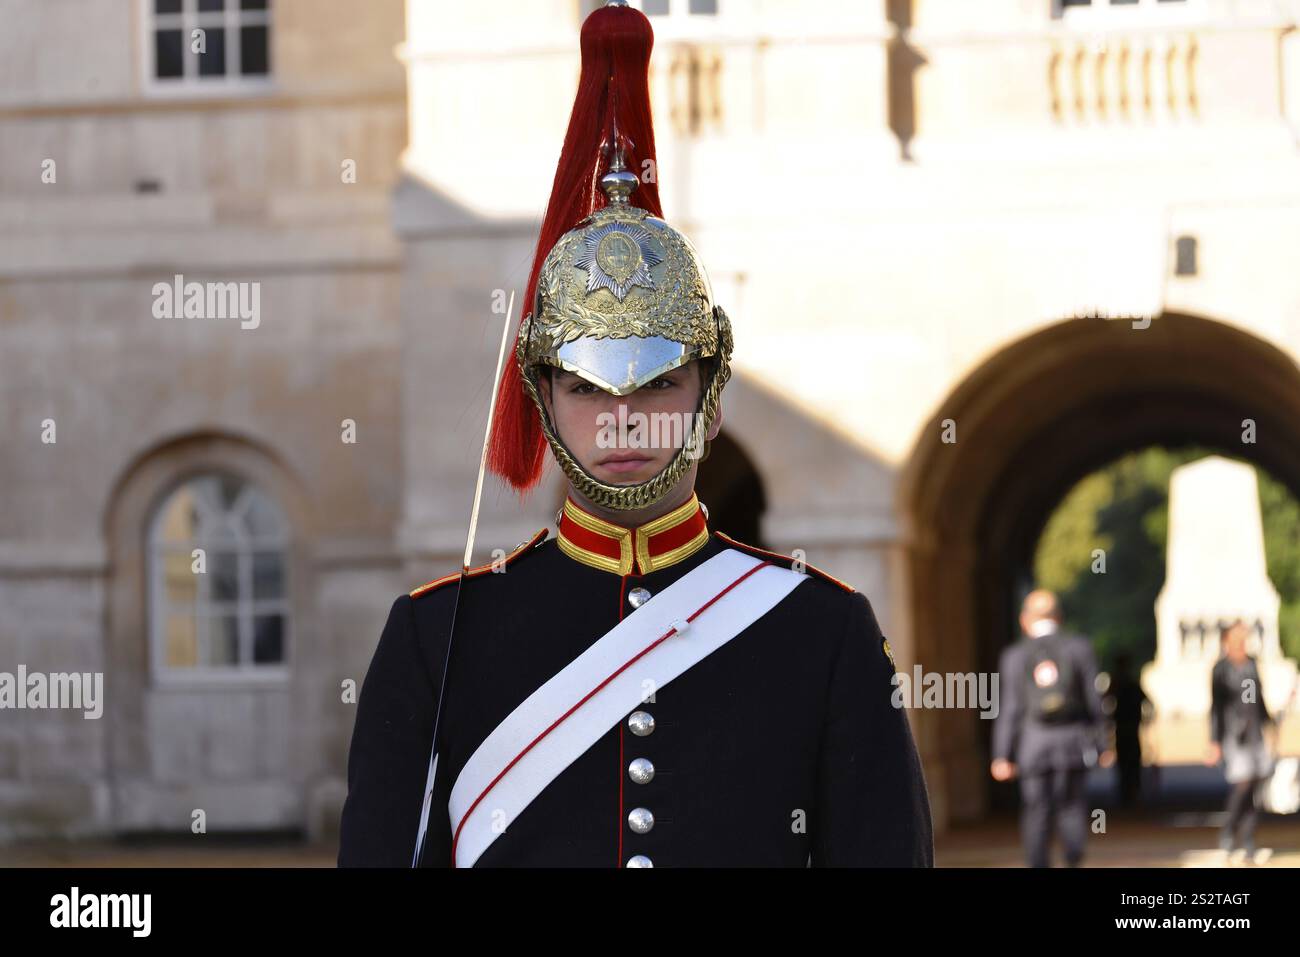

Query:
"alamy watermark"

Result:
[[152, 273, 260, 329], [50, 887, 150, 937], [892, 665, 1000, 719], [595, 409, 708, 460], [0, 667, 103, 719]]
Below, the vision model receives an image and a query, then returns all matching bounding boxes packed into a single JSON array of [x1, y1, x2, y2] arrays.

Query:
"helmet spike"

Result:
[[600, 133, 640, 205]]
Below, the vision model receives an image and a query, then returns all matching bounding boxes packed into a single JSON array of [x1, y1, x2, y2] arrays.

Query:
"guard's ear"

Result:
[[706, 398, 724, 441], [538, 366, 554, 415]]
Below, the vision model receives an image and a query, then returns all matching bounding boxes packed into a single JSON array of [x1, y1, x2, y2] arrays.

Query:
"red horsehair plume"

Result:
[[485, 2, 663, 494]]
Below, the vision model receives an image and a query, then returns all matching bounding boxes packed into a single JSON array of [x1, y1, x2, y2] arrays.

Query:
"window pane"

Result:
[[192, 474, 243, 513], [155, 0, 182, 13], [689, 0, 718, 13], [208, 615, 240, 666], [165, 614, 198, 667], [216, 474, 243, 509], [200, 524, 241, 548], [252, 551, 284, 599], [243, 488, 287, 539], [643, 0, 669, 15], [198, 0, 225, 10], [253, 615, 284, 664], [155, 30, 184, 79], [209, 551, 239, 602], [162, 550, 199, 605], [198, 26, 227, 77], [240, 25, 269, 75], [197, 511, 241, 545], [157, 487, 200, 542], [241, 0, 268, 8]]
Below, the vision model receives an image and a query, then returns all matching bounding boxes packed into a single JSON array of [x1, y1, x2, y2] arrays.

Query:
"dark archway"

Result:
[[696, 430, 767, 547], [899, 312, 1300, 828]]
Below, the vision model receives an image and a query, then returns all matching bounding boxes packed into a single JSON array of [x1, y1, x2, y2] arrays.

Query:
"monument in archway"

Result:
[[1144, 456, 1299, 760]]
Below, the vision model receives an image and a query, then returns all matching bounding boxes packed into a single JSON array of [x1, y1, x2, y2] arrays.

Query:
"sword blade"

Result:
[[412, 291, 517, 868], [464, 290, 516, 568]]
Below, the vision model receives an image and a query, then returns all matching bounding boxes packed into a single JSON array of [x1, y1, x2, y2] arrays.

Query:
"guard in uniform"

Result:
[[338, 0, 933, 868]]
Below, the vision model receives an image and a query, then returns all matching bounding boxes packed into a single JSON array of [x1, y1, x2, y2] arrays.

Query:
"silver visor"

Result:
[[549, 334, 698, 396]]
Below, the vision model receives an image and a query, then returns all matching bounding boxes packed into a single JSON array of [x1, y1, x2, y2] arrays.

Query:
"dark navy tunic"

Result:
[[339, 509, 932, 868]]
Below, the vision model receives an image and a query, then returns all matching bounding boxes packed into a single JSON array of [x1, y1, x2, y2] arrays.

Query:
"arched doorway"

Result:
[[696, 430, 767, 547], [900, 313, 1300, 828]]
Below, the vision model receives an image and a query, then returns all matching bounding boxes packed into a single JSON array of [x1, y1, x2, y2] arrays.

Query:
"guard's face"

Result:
[[540, 359, 711, 487]]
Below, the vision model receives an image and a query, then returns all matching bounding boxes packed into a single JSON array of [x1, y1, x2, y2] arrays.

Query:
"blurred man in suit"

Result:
[[991, 590, 1113, 867]]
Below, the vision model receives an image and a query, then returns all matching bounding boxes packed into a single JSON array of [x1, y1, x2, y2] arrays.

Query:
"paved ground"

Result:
[[0, 838, 337, 868], [936, 813, 1300, 868], [2, 821, 1297, 868], [3, 818, 1297, 868], [948, 762, 1300, 867]]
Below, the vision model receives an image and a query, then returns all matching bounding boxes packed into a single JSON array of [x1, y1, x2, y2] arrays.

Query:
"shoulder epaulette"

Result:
[[713, 530, 856, 594], [409, 527, 549, 599]]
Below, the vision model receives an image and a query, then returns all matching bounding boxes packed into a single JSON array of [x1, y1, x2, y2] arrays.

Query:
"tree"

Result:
[[1033, 447, 1300, 668]]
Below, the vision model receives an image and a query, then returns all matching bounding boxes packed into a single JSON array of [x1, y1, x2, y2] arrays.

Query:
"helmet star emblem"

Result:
[[575, 223, 662, 301]]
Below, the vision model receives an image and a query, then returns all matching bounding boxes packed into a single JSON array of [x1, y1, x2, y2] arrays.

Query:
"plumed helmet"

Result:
[[487, 0, 733, 511]]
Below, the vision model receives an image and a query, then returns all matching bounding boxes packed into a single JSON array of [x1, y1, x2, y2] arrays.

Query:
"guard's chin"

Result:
[[592, 460, 662, 486], [600, 471, 654, 487]]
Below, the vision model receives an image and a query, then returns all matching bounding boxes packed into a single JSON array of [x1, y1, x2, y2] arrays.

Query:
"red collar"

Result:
[[556, 493, 710, 576]]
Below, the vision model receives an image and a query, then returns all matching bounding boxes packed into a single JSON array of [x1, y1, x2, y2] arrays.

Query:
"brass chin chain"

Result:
[[519, 307, 733, 511]]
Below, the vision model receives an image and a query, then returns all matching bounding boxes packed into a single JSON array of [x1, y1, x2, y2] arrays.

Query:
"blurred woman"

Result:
[[1205, 620, 1276, 864]]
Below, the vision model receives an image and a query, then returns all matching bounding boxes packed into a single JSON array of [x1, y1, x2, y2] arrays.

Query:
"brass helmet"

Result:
[[488, 1, 732, 512], [517, 148, 733, 511]]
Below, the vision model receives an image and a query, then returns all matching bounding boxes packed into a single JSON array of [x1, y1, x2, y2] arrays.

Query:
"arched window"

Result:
[[149, 473, 290, 681]]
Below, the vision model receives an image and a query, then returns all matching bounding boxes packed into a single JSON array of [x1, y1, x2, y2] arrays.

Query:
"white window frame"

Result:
[[586, 0, 725, 41], [1054, 0, 1206, 29], [139, 0, 274, 98], [148, 472, 291, 687]]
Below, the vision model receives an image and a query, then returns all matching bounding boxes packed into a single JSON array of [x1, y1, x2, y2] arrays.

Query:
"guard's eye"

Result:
[[569, 381, 600, 395], [645, 376, 676, 390]]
